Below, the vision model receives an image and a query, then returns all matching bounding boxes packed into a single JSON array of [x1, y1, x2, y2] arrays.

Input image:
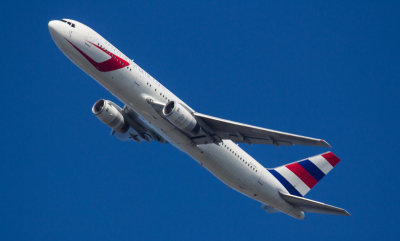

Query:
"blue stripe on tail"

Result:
[[268, 169, 302, 197], [298, 159, 325, 181]]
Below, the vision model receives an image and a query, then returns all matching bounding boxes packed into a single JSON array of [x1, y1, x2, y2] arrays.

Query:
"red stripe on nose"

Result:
[[66, 39, 129, 72]]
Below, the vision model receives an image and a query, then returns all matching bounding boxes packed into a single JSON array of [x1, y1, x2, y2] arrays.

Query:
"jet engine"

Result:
[[92, 99, 129, 133], [162, 101, 200, 134]]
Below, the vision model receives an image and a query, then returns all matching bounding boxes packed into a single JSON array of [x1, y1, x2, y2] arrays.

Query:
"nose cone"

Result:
[[48, 20, 63, 39], [48, 20, 69, 52], [48, 20, 56, 30]]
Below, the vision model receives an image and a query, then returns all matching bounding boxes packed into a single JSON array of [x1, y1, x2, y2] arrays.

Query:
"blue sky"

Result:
[[1, 1, 399, 240]]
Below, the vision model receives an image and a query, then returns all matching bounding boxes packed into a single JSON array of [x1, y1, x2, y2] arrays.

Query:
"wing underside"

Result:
[[192, 112, 330, 147], [144, 98, 329, 147], [118, 105, 167, 143]]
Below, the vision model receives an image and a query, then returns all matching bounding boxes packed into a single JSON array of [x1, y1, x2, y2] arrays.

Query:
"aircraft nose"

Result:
[[48, 20, 58, 35], [48, 20, 65, 39]]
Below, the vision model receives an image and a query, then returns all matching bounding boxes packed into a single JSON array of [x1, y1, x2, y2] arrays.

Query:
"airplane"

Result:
[[48, 19, 350, 219]]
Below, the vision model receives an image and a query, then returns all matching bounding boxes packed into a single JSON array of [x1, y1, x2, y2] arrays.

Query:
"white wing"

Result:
[[192, 112, 330, 147]]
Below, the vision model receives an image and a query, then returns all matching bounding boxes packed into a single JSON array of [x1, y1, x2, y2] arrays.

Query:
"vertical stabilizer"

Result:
[[269, 152, 340, 197]]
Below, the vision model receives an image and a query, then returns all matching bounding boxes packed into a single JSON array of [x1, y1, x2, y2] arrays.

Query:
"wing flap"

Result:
[[193, 112, 330, 147], [279, 191, 350, 216]]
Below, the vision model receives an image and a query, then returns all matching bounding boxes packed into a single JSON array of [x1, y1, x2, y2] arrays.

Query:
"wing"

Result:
[[114, 105, 167, 143], [279, 191, 350, 216], [193, 112, 330, 147]]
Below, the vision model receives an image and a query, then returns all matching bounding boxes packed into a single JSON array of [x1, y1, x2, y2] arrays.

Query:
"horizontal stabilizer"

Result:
[[279, 191, 350, 216]]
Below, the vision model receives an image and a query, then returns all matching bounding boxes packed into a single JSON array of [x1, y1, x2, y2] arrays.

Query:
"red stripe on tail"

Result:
[[286, 163, 318, 188], [321, 152, 341, 167]]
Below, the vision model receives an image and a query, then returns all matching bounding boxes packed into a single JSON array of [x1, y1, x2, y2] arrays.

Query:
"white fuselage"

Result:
[[48, 19, 304, 219]]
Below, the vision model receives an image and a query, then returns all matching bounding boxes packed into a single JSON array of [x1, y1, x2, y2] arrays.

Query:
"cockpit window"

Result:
[[60, 19, 75, 28]]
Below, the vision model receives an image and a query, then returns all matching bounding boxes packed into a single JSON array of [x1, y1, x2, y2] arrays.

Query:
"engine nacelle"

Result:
[[92, 99, 129, 133], [162, 101, 200, 134]]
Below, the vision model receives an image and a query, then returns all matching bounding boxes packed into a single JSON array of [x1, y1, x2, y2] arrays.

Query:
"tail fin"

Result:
[[269, 152, 340, 197]]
